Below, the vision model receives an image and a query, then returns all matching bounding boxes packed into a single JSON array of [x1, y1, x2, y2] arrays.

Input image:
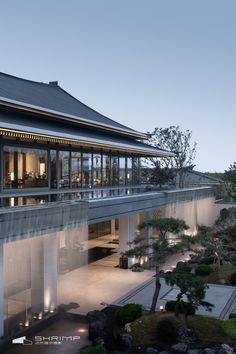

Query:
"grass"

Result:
[[222, 318, 236, 340], [197, 263, 236, 284], [130, 312, 231, 345]]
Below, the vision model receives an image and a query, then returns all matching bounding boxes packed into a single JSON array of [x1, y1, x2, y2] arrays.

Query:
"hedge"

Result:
[[165, 300, 195, 315], [115, 303, 142, 326]]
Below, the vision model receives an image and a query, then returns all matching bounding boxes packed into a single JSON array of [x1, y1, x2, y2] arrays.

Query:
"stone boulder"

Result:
[[119, 332, 133, 347], [219, 344, 234, 354], [178, 327, 196, 344], [88, 321, 104, 341], [187, 350, 202, 354], [172, 343, 188, 353], [86, 310, 107, 325], [87, 310, 107, 341], [124, 322, 132, 333], [203, 348, 216, 354], [146, 347, 158, 354]]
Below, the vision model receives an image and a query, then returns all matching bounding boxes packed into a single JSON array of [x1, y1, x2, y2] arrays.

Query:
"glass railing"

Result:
[[0, 185, 155, 208]]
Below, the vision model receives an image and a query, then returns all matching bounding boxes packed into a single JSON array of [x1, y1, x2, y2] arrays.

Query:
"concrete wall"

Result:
[[88, 187, 214, 224]]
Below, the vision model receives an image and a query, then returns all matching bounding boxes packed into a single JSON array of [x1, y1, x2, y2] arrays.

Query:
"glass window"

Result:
[[102, 155, 110, 186], [59, 151, 70, 189], [82, 152, 92, 187], [127, 157, 133, 185], [93, 153, 102, 186], [119, 157, 126, 185], [50, 149, 57, 188], [71, 151, 82, 188], [133, 157, 140, 184], [3, 146, 48, 189], [111, 156, 119, 185], [140, 158, 150, 183]]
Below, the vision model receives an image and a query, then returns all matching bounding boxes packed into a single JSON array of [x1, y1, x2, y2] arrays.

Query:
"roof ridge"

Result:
[[0, 71, 50, 87], [191, 170, 223, 181]]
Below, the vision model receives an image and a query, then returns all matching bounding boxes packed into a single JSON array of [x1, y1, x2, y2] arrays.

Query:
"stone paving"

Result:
[[114, 277, 236, 319]]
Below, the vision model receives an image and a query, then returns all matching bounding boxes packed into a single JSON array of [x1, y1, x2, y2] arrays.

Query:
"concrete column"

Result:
[[111, 219, 116, 236], [31, 233, 58, 314], [148, 226, 153, 255], [43, 233, 58, 312], [119, 214, 138, 266], [31, 237, 44, 314], [0, 244, 4, 337]]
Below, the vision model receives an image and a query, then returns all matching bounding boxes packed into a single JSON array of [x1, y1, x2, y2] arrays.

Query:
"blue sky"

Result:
[[1, 0, 236, 172]]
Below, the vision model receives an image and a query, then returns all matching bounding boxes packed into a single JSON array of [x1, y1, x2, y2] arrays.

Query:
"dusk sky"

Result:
[[1, 0, 235, 172]]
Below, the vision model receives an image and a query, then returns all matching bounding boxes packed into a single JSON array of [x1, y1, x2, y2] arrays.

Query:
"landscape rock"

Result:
[[172, 343, 188, 353], [124, 322, 132, 333], [86, 310, 107, 325], [187, 349, 202, 354], [119, 332, 133, 347], [131, 265, 144, 272], [92, 337, 104, 346], [176, 261, 187, 269], [219, 344, 234, 354], [178, 327, 196, 344], [146, 347, 158, 354], [88, 320, 104, 341], [203, 348, 216, 354]]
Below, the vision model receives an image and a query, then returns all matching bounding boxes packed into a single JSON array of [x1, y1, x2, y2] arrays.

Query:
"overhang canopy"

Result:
[[0, 111, 175, 157]]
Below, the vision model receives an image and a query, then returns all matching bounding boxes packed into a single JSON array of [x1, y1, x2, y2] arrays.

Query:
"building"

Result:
[[0, 73, 215, 341], [175, 169, 223, 187]]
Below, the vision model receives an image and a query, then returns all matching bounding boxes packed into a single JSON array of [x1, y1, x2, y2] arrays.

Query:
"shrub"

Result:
[[173, 265, 192, 273], [165, 300, 195, 315], [156, 318, 178, 342], [200, 256, 215, 265], [81, 345, 106, 354], [115, 303, 142, 326], [230, 272, 236, 286], [195, 264, 212, 276]]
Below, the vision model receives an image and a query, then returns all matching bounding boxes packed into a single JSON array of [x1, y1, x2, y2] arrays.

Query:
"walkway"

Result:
[[114, 277, 236, 319]]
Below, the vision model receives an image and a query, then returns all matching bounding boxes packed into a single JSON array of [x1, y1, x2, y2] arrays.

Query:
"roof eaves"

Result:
[[0, 96, 147, 140]]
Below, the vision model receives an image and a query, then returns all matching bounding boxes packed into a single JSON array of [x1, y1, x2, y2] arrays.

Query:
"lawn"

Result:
[[130, 312, 231, 345], [222, 318, 236, 340]]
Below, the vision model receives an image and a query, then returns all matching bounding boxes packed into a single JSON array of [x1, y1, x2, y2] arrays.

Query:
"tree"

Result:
[[224, 163, 236, 199], [195, 215, 236, 269], [126, 217, 189, 313], [165, 272, 213, 317], [139, 217, 189, 249], [147, 126, 197, 188], [149, 163, 175, 187]]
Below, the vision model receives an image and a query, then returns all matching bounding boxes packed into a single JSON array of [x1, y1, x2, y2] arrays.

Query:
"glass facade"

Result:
[[71, 151, 82, 188], [59, 151, 70, 189], [102, 155, 110, 186], [119, 157, 126, 185], [93, 153, 102, 186], [2, 144, 141, 191], [50, 149, 57, 188], [3, 146, 48, 189], [82, 152, 92, 187], [127, 157, 133, 185], [111, 156, 119, 185], [133, 157, 140, 184]]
